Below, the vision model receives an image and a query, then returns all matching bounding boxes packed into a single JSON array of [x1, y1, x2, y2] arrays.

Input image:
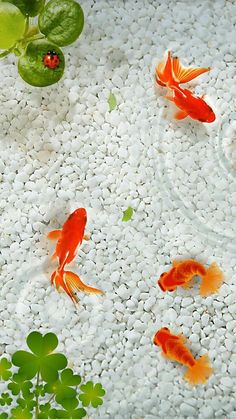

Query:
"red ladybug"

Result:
[[43, 51, 60, 69]]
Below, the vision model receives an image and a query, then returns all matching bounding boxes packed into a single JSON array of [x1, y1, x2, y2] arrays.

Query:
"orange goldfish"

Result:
[[48, 208, 104, 304], [153, 327, 213, 385], [158, 259, 224, 296], [155, 51, 216, 123]]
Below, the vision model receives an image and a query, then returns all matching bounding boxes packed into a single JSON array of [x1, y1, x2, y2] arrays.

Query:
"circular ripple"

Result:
[[153, 110, 236, 254]]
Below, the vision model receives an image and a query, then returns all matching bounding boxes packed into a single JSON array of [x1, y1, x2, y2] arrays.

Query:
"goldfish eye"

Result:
[[160, 272, 167, 278], [163, 327, 169, 331], [169, 288, 175, 292]]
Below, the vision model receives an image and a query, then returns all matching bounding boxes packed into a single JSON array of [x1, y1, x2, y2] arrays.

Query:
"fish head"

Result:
[[198, 102, 216, 123], [153, 327, 171, 346], [157, 272, 168, 291], [158, 271, 177, 292], [72, 208, 87, 222]]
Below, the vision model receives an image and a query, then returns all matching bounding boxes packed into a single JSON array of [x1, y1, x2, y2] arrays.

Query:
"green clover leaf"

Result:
[[79, 381, 105, 408], [0, 357, 12, 381], [61, 369, 81, 386], [0, 413, 8, 419], [12, 331, 67, 382], [55, 397, 86, 419], [10, 406, 31, 419], [8, 373, 32, 396], [16, 397, 36, 411], [0, 392, 12, 406], [34, 384, 46, 397]]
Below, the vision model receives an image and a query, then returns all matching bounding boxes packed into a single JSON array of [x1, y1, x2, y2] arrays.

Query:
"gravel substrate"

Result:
[[0, 0, 236, 418]]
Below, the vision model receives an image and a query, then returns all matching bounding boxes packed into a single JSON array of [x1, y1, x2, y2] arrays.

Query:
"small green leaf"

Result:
[[122, 207, 134, 222], [0, 413, 8, 419], [0, 3, 26, 49], [79, 381, 105, 408], [39, 0, 84, 47], [108, 92, 117, 112], [1, 0, 45, 17], [61, 369, 81, 386], [41, 353, 68, 382], [18, 39, 65, 87], [10, 406, 31, 419], [0, 392, 12, 406], [0, 357, 12, 381]]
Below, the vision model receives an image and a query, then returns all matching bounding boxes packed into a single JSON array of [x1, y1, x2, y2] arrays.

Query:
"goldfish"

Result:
[[48, 208, 104, 304], [158, 259, 224, 296], [155, 51, 216, 123], [153, 327, 213, 385]]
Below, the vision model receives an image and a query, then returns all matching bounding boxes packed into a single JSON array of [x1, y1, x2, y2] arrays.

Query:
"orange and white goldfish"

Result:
[[48, 208, 104, 304], [153, 327, 213, 385], [157, 259, 224, 296], [155, 51, 216, 123]]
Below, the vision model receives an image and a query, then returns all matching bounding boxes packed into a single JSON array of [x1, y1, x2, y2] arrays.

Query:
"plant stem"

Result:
[[48, 394, 55, 403], [35, 372, 39, 419], [0, 48, 13, 58]]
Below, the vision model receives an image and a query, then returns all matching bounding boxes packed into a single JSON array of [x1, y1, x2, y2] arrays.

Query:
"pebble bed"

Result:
[[0, 0, 236, 418]]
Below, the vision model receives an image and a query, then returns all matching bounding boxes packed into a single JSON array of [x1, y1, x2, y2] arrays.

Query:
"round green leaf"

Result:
[[39, 0, 84, 47], [18, 40, 65, 87], [27, 331, 43, 356], [0, 2, 26, 49], [1, 0, 45, 17]]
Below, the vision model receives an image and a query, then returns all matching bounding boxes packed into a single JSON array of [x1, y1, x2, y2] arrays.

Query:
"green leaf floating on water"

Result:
[[39, 0, 84, 47], [122, 207, 134, 222], [108, 92, 117, 112], [18, 39, 65, 87], [0, 3, 26, 50], [2, 0, 45, 17]]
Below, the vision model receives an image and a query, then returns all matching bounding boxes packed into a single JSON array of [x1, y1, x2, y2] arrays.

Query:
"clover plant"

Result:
[[0, 331, 105, 418], [0, 0, 84, 86]]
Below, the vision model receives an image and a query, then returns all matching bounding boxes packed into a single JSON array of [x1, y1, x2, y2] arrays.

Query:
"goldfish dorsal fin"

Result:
[[172, 259, 183, 267], [177, 334, 187, 344], [172, 56, 210, 84]]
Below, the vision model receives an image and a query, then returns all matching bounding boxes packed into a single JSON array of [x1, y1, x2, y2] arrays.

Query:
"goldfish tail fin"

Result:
[[155, 51, 175, 87], [64, 271, 105, 295], [172, 56, 210, 84], [51, 270, 79, 305], [184, 355, 213, 385], [200, 262, 224, 296]]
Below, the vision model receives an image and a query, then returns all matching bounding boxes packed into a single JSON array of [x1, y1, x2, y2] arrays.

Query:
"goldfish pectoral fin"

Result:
[[165, 94, 174, 102], [83, 234, 89, 241], [50, 251, 58, 262], [174, 110, 188, 120], [172, 57, 210, 84], [47, 230, 62, 240], [181, 279, 194, 289], [64, 271, 105, 295]]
